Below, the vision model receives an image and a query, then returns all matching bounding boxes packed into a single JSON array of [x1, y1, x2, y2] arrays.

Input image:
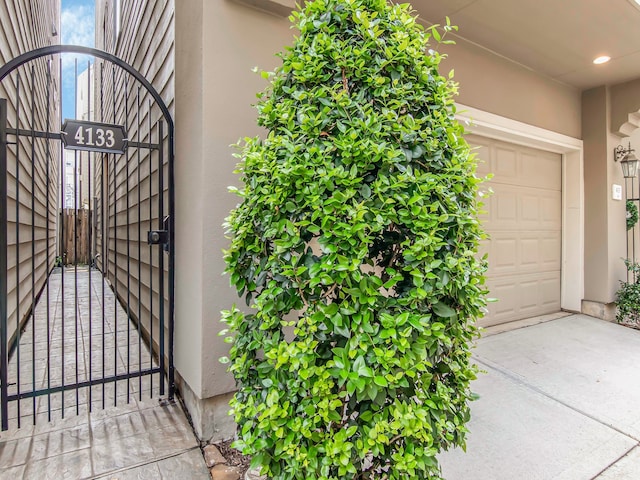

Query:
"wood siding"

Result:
[[95, 0, 174, 357], [1, 1, 60, 346]]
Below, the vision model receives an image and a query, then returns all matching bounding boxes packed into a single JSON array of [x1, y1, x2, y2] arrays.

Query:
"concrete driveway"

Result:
[[439, 314, 640, 480]]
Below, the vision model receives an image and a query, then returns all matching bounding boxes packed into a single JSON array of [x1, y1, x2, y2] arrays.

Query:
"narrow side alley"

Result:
[[0, 268, 209, 479]]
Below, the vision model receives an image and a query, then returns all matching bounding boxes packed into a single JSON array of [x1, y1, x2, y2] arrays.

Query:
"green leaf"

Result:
[[432, 302, 457, 318], [374, 375, 388, 387], [353, 356, 373, 377]]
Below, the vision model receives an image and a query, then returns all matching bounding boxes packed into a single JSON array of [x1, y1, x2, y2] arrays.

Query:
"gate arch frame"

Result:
[[0, 45, 176, 429]]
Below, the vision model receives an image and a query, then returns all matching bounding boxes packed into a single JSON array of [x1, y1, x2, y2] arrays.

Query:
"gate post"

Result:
[[0, 98, 8, 431]]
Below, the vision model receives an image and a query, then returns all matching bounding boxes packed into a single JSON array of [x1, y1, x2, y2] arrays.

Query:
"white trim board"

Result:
[[456, 103, 584, 314], [456, 104, 583, 153]]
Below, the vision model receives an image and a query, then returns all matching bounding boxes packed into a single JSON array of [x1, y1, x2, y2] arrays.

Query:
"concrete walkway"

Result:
[[4, 280, 640, 480], [0, 268, 209, 479], [439, 314, 640, 480]]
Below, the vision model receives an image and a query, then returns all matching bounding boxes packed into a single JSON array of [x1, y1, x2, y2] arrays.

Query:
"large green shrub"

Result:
[[221, 0, 487, 478]]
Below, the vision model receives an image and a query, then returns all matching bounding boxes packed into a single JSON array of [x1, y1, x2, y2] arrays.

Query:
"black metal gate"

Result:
[[0, 46, 175, 430]]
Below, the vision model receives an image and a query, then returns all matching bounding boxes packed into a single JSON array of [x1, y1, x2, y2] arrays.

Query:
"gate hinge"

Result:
[[148, 216, 170, 251]]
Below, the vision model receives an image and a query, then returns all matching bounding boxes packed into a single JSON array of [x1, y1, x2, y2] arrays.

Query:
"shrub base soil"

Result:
[[217, 439, 252, 477]]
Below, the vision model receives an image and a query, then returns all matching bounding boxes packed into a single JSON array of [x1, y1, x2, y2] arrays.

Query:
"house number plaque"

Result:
[[61, 119, 127, 154]]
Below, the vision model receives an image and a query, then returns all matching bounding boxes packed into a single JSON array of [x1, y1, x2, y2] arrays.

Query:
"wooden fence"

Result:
[[59, 208, 91, 265]]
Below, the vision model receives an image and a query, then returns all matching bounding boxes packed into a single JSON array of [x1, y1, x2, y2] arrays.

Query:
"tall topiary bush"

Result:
[[221, 0, 487, 478]]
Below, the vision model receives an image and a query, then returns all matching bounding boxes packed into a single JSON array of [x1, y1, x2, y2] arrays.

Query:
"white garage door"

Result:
[[469, 135, 562, 327]]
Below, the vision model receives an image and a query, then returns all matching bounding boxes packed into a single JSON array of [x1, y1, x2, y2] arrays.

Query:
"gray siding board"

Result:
[[2, 1, 60, 348], [95, 0, 173, 360]]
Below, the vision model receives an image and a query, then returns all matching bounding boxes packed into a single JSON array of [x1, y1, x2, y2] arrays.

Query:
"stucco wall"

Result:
[[176, 0, 585, 405], [438, 38, 581, 139], [175, 0, 295, 401], [582, 86, 628, 305], [582, 88, 610, 302]]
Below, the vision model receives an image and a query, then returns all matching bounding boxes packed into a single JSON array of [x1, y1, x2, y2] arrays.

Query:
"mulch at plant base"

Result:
[[620, 320, 640, 330], [216, 438, 252, 477]]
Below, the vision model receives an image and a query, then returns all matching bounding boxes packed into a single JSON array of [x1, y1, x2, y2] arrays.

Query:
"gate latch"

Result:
[[148, 216, 170, 251]]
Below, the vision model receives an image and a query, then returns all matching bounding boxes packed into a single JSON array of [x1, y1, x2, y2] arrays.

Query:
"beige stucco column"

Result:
[[582, 86, 627, 319], [174, 0, 294, 442]]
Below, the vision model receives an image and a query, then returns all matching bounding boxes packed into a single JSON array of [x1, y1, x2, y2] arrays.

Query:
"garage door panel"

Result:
[[495, 146, 518, 178], [521, 151, 562, 191], [522, 231, 561, 271], [541, 195, 562, 224], [540, 236, 562, 268], [483, 185, 561, 231], [490, 238, 518, 273], [521, 192, 561, 230], [491, 190, 518, 224], [519, 279, 540, 311], [540, 277, 561, 309], [520, 238, 540, 266], [468, 134, 562, 327], [490, 283, 517, 316], [478, 141, 562, 191], [484, 272, 561, 326], [473, 142, 492, 177], [482, 231, 560, 276]]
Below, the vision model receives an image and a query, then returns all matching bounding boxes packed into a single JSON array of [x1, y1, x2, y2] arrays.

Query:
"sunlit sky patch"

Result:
[[60, 0, 94, 120]]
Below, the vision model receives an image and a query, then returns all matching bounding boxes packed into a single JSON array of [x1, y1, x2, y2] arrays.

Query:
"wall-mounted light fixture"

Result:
[[615, 142, 640, 178]]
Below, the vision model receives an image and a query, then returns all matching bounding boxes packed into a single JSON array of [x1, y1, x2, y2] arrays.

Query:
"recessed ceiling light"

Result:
[[593, 55, 611, 65]]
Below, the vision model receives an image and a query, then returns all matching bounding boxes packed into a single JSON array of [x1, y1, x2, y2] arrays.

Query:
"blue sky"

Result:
[[60, 0, 95, 120]]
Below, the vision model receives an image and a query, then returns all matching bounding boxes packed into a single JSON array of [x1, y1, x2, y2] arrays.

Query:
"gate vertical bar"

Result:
[[14, 74, 22, 426], [74, 59, 79, 414], [100, 63, 106, 409], [633, 179, 637, 281], [125, 76, 131, 402], [59, 57, 65, 417], [45, 58, 52, 421], [157, 120, 165, 396], [29, 65, 36, 424], [136, 88, 142, 400], [87, 60, 93, 411], [74, 149, 79, 413], [147, 100, 153, 397], [0, 98, 9, 431], [626, 176, 631, 281], [168, 120, 175, 401], [112, 64, 118, 405]]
